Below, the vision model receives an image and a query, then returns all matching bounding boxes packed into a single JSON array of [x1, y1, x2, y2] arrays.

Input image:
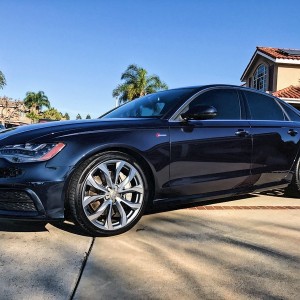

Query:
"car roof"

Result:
[[168, 84, 260, 91], [167, 84, 273, 97]]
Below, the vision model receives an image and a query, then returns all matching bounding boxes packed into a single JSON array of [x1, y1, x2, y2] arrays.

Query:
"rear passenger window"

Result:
[[279, 101, 300, 122], [189, 89, 241, 120], [244, 91, 285, 121]]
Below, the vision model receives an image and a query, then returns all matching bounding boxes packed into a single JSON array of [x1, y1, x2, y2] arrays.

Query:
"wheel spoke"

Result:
[[118, 167, 137, 190], [119, 184, 143, 194], [115, 200, 127, 226], [99, 163, 113, 188], [117, 196, 141, 210], [104, 201, 113, 230], [88, 200, 111, 221], [87, 174, 107, 193], [114, 161, 125, 184], [83, 195, 106, 208]]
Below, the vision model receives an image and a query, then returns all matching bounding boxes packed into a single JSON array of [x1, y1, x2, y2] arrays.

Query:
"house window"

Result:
[[253, 64, 267, 91]]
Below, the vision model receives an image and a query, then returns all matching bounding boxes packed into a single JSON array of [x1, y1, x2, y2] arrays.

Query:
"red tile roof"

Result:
[[257, 47, 300, 60], [273, 85, 300, 98]]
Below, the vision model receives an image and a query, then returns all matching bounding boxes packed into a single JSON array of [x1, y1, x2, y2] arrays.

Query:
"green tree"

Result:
[[112, 64, 168, 104], [41, 107, 63, 121], [26, 111, 40, 123], [76, 113, 82, 120], [86, 114, 91, 119], [24, 91, 50, 112], [64, 113, 70, 120], [0, 71, 6, 89]]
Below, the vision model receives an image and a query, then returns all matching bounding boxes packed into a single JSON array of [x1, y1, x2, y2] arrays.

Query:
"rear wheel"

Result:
[[67, 152, 149, 236], [285, 157, 300, 197]]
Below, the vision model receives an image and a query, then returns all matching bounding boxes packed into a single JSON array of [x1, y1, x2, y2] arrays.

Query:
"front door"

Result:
[[168, 88, 252, 197]]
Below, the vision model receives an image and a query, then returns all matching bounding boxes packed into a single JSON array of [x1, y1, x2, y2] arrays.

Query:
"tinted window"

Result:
[[278, 101, 300, 122], [189, 89, 241, 120], [244, 91, 285, 121], [102, 88, 198, 119]]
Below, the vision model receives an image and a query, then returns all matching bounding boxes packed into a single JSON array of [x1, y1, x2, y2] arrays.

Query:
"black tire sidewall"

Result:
[[285, 156, 300, 197]]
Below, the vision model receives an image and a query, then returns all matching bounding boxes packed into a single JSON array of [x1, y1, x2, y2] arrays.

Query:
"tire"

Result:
[[285, 157, 300, 197], [67, 151, 150, 236]]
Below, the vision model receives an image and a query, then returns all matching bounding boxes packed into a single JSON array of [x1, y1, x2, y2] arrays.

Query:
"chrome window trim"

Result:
[[169, 86, 292, 123], [274, 98, 296, 122]]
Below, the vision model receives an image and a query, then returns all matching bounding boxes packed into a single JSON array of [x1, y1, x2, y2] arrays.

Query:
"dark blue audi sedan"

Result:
[[0, 85, 300, 236]]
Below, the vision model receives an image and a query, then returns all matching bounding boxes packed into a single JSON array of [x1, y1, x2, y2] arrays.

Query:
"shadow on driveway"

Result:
[[74, 207, 300, 300], [0, 219, 48, 232]]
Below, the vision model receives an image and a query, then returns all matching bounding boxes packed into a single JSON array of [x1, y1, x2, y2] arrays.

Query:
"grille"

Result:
[[0, 190, 37, 212]]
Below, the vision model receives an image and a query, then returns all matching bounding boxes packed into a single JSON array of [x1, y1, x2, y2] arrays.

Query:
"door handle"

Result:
[[288, 129, 298, 136], [235, 129, 249, 137]]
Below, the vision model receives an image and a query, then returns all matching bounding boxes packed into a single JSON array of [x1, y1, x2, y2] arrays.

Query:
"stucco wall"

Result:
[[276, 65, 300, 91]]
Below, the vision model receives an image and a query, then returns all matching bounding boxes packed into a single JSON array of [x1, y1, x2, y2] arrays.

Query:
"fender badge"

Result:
[[156, 133, 167, 137]]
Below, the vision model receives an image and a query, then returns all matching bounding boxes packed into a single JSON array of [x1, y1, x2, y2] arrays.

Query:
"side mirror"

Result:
[[181, 105, 217, 121]]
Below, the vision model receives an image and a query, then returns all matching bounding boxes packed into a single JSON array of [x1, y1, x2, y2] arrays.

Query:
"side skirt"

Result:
[[153, 181, 289, 206]]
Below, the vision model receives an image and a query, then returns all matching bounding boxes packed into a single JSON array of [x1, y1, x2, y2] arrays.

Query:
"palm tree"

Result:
[[24, 91, 50, 113], [0, 71, 6, 89], [112, 64, 168, 104]]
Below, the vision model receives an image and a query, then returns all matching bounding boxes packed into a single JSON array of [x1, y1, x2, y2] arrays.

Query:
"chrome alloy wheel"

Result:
[[81, 159, 144, 231]]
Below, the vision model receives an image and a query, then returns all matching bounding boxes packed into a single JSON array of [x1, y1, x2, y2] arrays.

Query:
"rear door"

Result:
[[242, 90, 300, 187], [168, 88, 252, 197]]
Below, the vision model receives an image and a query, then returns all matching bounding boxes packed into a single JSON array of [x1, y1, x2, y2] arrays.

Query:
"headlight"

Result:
[[0, 143, 65, 163]]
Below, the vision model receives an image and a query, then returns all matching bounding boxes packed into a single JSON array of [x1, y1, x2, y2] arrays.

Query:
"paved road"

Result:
[[0, 192, 299, 300]]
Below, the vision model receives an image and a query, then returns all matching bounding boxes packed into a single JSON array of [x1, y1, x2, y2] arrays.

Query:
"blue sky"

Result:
[[1, 0, 300, 119]]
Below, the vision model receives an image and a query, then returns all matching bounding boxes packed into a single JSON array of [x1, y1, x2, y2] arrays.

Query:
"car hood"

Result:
[[0, 118, 167, 145]]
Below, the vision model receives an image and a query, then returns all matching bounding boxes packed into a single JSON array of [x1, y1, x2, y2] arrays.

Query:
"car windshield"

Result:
[[102, 88, 198, 119]]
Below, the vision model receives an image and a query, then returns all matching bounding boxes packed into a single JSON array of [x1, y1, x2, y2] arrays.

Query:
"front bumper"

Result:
[[0, 159, 72, 220]]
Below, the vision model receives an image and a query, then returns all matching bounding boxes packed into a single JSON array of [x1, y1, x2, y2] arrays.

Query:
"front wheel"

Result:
[[67, 152, 149, 236]]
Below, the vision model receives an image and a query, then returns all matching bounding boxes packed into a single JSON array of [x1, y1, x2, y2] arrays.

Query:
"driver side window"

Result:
[[189, 89, 241, 120]]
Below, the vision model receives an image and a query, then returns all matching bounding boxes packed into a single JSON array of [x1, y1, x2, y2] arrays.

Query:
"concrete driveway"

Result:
[[0, 191, 299, 299], [0, 220, 92, 299]]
